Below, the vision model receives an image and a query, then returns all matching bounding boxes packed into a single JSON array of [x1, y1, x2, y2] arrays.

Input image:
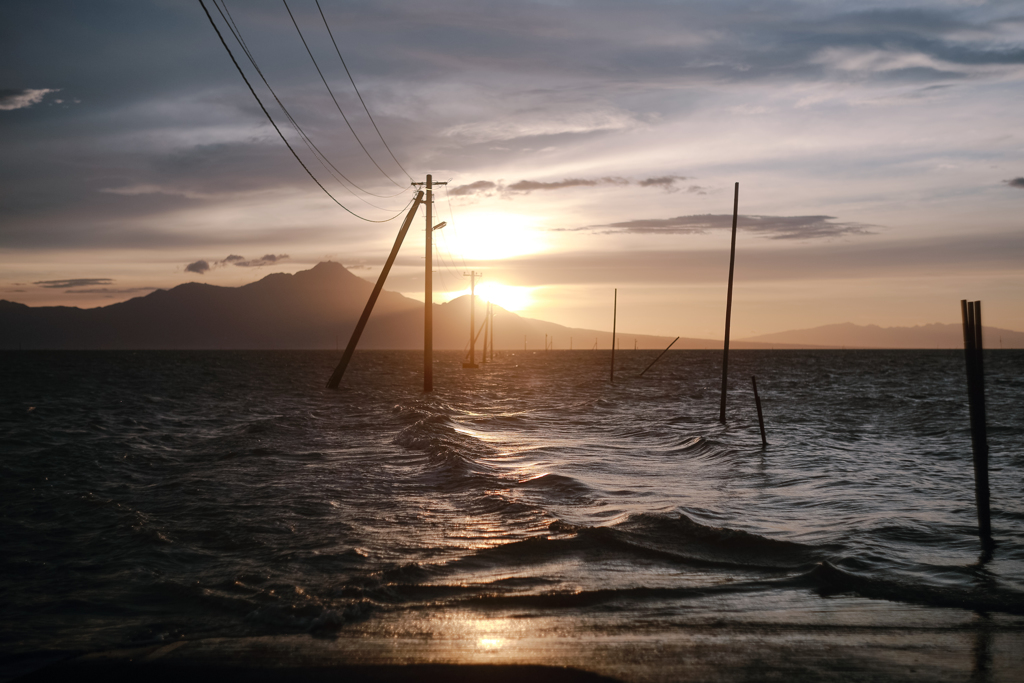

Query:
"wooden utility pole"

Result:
[[482, 302, 488, 364], [411, 174, 447, 392], [719, 182, 739, 423], [326, 192, 425, 389], [463, 271, 481, 368]]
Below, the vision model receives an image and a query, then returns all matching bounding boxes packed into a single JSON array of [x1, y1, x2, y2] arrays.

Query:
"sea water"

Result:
[[2, 350, 1022, 669]]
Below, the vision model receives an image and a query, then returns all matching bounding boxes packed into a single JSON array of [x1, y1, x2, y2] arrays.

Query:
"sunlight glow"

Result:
[[443, 282, 534, 312], [441, 212, 546, 260]]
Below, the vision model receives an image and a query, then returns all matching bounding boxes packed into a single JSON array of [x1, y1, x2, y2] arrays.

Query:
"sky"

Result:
[[2, 0, 1022, 339]]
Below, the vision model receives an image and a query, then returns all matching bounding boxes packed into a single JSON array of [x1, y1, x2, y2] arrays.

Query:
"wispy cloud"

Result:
[[572, 214, 874, 240], [224, 254, 289, 268], [34, 278, 114, 289], [0, 88, 58, 111], [507, 177, 628, 193], [449, 181, 498, 197], [450, 176, 684, 197], [64, 287, 156, 295]]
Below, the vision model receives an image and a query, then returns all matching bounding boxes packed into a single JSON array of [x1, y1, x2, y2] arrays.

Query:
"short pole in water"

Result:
[[752, 375, 767, 448]]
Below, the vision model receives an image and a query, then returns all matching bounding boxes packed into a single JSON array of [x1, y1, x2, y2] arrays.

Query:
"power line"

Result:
[[282, 0, 406, 189], [444, 183, 469, 269], [316, 0, 413, 182], [199, 0, 409, 222], [214, 0, 407, 207]]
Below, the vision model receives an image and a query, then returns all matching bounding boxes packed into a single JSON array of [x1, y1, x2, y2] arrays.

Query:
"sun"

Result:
[[435, 211, 546, 261], [476, 282, 533, 311], [441, 281, 533, 312]]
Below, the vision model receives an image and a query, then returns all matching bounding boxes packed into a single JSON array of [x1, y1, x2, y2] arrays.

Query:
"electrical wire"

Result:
[[444, 183, 469, 269], [199, 0, 409, 222], [215, 0, 408, 206], [282, 0, 406, 190], [315, 0, 413, 182], [217, 0, 390, 206]]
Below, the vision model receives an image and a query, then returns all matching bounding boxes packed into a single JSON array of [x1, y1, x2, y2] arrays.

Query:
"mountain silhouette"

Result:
[[0, 262, 679, 351]]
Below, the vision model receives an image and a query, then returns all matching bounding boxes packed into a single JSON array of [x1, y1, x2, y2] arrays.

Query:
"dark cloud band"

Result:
[[572, 214, 873, 240], [34, 278, 114, 289]]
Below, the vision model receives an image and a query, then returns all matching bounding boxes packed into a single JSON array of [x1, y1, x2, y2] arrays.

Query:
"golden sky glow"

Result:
[[1, 0, 1022, 337]]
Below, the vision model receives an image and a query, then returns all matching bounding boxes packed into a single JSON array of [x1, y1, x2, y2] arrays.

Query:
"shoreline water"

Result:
[[3, 350, 1022, 681]]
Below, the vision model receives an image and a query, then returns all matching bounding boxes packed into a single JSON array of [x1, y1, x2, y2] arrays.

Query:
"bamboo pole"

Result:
[[639, 337, 679, 377], [719, 182, 739, 423], [610, 289, 617, 383]]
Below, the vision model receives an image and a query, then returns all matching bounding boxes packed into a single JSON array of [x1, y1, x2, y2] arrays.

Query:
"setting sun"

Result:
[[443, 281, 534, 312], [438, 211, 546, 261]]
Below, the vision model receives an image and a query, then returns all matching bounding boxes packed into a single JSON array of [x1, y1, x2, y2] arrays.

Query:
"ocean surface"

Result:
[[2, 349, 1023, 673]]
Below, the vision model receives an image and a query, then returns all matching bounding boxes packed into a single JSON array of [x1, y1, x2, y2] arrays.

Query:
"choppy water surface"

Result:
[[2, 350, 1023, 661]]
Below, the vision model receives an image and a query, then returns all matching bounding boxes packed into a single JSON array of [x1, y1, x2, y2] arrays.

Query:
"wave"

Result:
[[796, 561, 1024, 616]]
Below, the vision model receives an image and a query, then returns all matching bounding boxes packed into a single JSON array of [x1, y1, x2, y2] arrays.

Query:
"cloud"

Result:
[[638, 176, 687, 189], [1006, 178, 1024, 189], [64, 287, 156, 295], [0, 88, 57, 111], [575, 214, 873, 240], [507, 178, 603, 192], [224, 254, 289, 267], [452, 177, 662, 196], [637, 176, 707, 194], [185, 260, 210, 274], [33, 278, 114, 289], [449, 181, 498, 197]]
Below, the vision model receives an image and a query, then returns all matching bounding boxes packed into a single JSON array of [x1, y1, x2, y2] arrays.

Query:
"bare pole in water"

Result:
[[610, 288, 617, 383], [719, 182, 739, 423], [752, 376, 767, 447], [326, 191, 424, 389], [639, 336, 679, 377], [488, 303, 494, 361], [961, 299, 992, 554]]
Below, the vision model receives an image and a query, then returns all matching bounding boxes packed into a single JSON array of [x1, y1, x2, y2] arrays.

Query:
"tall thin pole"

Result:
[[961, 299, 992, 553], [424, 174, 433, 391], [610, 288, 617, 383], [327, 192, 424, 389], [488, 303, 494, 361], [719, 182, 739, 423]]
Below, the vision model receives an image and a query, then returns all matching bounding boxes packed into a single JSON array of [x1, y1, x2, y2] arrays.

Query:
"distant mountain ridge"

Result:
[[0, 262, 683, 351], [740, 322, 1024, 349], [4, 262, 1019, 350]]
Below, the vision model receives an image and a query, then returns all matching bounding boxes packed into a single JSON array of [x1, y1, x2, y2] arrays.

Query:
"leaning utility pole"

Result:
[[326, 191, 425, 389], [463, 271, 482, 368], [411, 174, 447, 392]]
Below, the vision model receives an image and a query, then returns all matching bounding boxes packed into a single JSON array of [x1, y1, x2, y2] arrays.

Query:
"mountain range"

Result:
[[1, 262, 1019, 350]]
